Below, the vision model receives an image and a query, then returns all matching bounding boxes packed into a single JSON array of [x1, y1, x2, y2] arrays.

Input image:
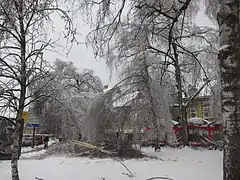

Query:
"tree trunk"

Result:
[[142, 59, 160, 151], [218, 1, 240, 180], [18, 120, 24, 158], [172, 43, 188, 146], [11, 1, 27, 179], [11, 120, 21, 180]]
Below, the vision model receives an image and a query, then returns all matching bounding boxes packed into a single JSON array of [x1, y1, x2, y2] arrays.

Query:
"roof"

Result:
[[183, 95, 212, 102]]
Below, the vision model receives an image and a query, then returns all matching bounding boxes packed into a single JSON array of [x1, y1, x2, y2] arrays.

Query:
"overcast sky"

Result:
[[44, 6, 215, 89]]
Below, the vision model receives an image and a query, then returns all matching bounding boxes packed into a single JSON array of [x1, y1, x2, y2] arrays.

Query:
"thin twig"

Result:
[[146, 177, 174, 180], [115, 157, 135, 177], [35, 177, 44, 180]]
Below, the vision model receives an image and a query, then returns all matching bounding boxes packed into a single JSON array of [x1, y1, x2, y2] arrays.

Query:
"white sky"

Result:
[[43, 6, 215, 89], [43, 12, 117, 87]]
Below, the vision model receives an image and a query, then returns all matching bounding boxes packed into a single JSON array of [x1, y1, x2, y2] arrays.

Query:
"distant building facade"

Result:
[[0, 117, 15, 154], [170, 95, 217, 122]]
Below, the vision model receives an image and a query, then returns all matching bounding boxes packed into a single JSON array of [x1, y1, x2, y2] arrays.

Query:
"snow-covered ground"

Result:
[[21, 139, 58, 153], [21, 149, 47, 159], [0, 147, 222, 180], [20, 139, 58, 158]]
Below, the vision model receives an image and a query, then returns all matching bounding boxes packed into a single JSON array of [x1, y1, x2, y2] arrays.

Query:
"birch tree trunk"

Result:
[[11, 120, 21, 180], [11, 1, 27, 179], [218, 1, 240, 180], [172, 43, 188, 146], [142, 59, 160, 151]]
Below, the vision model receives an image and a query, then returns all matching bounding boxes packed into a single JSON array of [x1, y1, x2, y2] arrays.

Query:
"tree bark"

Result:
[[11, 1, 27, 179], [18, 120, 24, 158], [11, 120, 21, 180], [172, 43, 188, 146], [142, 59, 160, 151], [218, 1, 240, 180]]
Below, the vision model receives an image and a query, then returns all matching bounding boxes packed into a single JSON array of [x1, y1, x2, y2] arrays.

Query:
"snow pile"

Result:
[[21, 149, 47, 159], [21, 146, 44, 155]]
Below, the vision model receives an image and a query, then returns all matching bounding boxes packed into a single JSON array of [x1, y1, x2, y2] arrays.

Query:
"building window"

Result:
[[190, 108, 197, 118], [203, 107, 209, 119], [203, 106, 209, 119]]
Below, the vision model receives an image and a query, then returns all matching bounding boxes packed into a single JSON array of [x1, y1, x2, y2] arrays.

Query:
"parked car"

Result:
[[35, 136, 44, 146], [22, 134, 44, 147], [22, 135, 32, 147]]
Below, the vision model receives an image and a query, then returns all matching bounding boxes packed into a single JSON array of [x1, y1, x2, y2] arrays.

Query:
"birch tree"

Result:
[[217, 1, 240, 179], [81, 0, 240, 179], [32, 59, 103, 140], [0, 1, 76, 179], [195, 0, 240, 179], [82, 0, 218, 146], [82, 86, 120, 143]]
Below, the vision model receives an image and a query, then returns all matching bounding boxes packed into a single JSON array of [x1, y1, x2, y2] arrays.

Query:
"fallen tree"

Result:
[[39, 140, 145, 159]]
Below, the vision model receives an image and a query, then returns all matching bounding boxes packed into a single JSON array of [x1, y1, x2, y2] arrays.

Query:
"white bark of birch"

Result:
[[217, 0, 240, 179], [11, 1, 27, 179]]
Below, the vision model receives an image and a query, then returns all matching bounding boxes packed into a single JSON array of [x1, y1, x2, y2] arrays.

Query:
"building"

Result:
[[0, 117, 15, 155], [170, 95, 217, 122], [184, 95, 215, 121]]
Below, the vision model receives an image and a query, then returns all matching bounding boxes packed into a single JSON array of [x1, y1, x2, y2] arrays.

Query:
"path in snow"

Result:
[[0, 147, 222, 180]]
